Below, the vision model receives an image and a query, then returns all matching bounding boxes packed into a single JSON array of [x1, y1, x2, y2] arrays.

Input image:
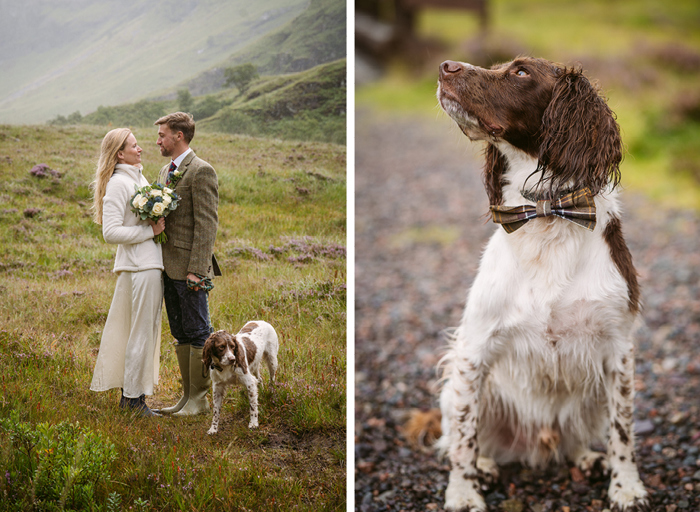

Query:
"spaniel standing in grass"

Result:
[[202, 321, 278, 434]]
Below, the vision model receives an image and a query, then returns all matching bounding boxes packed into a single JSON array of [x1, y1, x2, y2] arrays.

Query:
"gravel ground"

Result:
[[354, 108, 700, 511]]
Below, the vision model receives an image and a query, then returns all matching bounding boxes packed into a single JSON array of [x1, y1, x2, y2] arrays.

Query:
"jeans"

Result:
[[163, 273, 213, 348]]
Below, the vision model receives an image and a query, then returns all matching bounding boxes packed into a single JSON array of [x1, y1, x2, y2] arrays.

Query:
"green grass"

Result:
[[357, 0, 700, 209], [199, 59, 347, 145], [415, 0, 700, 53], [0, 124, 346, 510]]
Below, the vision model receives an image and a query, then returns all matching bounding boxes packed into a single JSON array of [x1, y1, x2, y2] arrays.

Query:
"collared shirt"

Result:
[[172, 148, 192, 170], [159, 148, 193, 184]]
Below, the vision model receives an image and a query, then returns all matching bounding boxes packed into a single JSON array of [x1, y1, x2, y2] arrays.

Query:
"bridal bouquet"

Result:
[[130, 182, 179, 244]]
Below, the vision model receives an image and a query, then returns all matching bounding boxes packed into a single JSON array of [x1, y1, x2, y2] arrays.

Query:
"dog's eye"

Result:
[[515, 69, 529, 77]]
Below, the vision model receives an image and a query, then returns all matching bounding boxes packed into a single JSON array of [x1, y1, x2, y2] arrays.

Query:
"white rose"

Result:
[[151, 202, 165, 216], [137, 196, 149, 208], [162, 195, 172, 206], [164, 187, 173, 195], [132, 194, 143, 207], [150, 189, 163, 197]]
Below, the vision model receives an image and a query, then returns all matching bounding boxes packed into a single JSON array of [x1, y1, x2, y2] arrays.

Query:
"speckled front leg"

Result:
[[444, 356, 487, 512], [207, 382, 226, 435], [607, 347, 648, 511]]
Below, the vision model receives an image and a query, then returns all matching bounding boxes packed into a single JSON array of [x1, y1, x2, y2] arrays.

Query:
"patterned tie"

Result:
[[489, 188, 597, 234], [165, 161, 177, 185]]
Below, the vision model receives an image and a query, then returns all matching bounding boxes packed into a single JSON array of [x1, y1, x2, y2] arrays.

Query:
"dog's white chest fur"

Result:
[[451, 216, 635, 445], [438, 198, 645, 509]]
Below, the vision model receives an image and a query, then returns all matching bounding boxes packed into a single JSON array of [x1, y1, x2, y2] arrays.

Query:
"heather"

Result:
[[0, 124, 346, 510]]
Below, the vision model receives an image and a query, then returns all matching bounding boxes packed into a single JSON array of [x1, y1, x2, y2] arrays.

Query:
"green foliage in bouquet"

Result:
[[129, 182, 179, 244]]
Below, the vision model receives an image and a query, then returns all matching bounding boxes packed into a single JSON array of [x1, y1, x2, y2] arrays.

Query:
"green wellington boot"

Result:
[[173, 346, 211, 416], [154, 344, 190, 414]]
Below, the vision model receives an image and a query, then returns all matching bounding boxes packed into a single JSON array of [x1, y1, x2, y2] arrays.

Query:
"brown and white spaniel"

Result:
[[434, 57, 648, 511], [202, 321, 279, 433]]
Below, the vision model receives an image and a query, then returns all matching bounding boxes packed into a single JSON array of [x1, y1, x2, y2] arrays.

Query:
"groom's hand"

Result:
[[187, 272, 200, 291]]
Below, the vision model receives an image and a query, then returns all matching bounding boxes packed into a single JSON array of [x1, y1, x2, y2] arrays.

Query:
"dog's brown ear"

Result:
[[231, 335, 249, 373], [537, 66, 622, 196], [202, 335, 213, 367], [483, 143, 508, 206]]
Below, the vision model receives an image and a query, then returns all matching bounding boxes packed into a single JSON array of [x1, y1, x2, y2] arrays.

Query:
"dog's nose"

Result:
[[440, 60, 464, 77]]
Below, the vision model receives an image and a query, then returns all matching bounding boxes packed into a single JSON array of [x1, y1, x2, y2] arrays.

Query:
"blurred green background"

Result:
[[356, 0, 700, 210]]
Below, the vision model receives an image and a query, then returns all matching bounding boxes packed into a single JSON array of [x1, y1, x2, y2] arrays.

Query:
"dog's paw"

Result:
[[575, 449, 608, 476], [476, 456, 499, 484], [608, 474, 648, 512], [248, 420, 259, 429], [445, 473, 486, 512], [207, 426, 218, 435], [610, 498, 650, 512]]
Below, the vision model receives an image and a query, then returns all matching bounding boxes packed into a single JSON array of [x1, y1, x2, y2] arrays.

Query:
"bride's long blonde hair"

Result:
[[91, 128, 132, 225]]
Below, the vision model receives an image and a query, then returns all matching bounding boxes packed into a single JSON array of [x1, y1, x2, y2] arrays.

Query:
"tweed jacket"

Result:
[[159, 151, 219, 281]]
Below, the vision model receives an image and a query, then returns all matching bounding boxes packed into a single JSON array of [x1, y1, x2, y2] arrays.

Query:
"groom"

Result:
[[154, 112, 220, 416]]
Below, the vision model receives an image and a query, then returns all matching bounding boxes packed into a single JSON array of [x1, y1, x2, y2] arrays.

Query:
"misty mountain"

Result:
[[177, 0, 347, 97], [0, 0, 340, 124]]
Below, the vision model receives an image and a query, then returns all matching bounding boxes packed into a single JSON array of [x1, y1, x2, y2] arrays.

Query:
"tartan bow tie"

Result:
[[490, 188, 596, 233]]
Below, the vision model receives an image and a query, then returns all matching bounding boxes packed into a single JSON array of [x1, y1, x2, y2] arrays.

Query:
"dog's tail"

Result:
[[401, 327, 457, 452], [401, 408, 443, 450]]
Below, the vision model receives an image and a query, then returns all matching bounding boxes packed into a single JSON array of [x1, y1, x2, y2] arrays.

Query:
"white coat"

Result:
[[90, 164, 163, 398], [102, 163, 163, 273]]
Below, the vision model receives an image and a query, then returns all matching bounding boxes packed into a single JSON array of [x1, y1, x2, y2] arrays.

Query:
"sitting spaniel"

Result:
[[434, 57, 648, 511], [202, 321, 279, 434]]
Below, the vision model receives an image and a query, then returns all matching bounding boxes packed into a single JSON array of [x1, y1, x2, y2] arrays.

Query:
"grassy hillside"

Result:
[[0, 124, 346, 510], [180, 0, 347, 96], [357, 0, 700, 209], [0, 0, 308, 124], [55, 59, 347, 146], [199, 59, 346, 144], [228, 0, 345, 73]]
